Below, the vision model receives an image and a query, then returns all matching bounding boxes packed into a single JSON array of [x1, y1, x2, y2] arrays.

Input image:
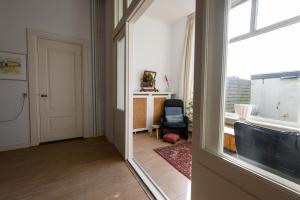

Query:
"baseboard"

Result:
[[0, 143, 29, 152]]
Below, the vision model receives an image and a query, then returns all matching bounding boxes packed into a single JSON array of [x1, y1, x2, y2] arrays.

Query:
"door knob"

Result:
[[40, 94, 48, 97]]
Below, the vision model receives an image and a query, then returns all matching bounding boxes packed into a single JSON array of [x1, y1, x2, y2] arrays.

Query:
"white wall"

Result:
[[171, 17, 187, 98], [251, 78, 300, 122], [133, 16, 187, 95], [133, 16, 172, 92], [0, 0, 91, 149]]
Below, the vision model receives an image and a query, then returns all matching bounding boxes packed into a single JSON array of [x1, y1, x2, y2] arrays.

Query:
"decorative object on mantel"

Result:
[[164, 75, 173, 92], [140, 70, 159, 92], [0, 51, 27, 80]]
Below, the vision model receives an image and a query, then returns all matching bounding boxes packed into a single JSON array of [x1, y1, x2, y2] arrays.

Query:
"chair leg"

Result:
[[160, 128, 164, 139], [182, 128, 188, 140]]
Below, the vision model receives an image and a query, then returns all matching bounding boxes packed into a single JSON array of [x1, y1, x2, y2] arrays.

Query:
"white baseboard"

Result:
[[0, 143, 29, 152]]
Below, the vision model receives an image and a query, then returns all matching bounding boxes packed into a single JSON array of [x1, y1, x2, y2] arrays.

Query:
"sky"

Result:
[[227, 0, 300, 80]]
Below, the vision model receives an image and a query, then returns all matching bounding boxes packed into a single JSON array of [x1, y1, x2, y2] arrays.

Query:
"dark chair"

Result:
[[234, 121, 300, 179], [160, 99, 189, 140]]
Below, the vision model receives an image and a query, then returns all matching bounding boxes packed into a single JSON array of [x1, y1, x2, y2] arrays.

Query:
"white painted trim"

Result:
[[229, 2, 300, 43], [27, 29, 94, 146], [133, 91, 174, 95], [225, 112, 300, 131], [0, 143, 30, 152]]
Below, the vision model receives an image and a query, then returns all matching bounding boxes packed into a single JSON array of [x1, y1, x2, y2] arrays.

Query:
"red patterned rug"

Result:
[[154, 142, 192, 180]]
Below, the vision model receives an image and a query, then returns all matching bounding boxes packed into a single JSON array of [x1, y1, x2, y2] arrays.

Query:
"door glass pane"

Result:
[[227, 22, 300, 124], [114, 0, 124, 27], [225, 4, 300, 184], [228, 0, 251, 39], [257, 0, 300, 28], [127, 0, 132, 7], [117, 37, 125, 110]]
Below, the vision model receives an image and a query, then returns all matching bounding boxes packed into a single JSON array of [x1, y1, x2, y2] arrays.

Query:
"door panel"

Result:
[[38, 39, 83, 142], [114, 33, 126, 157]]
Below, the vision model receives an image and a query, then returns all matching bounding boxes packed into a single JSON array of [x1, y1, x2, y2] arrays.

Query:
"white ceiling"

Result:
[[144, 0, 195, 24]]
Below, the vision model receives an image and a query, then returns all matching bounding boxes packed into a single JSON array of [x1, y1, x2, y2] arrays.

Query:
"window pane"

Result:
[[257, 0, 300, 28], [226, 22, 300, 124], [117, 37, 125, 110], [225, 12, 300, 185], [127, 0, 132, 7], [114, 0, 123, 27], [228, 0, 251, 39]]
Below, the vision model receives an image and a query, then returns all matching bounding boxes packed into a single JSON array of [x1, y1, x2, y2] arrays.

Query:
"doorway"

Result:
[[126, 1, 195, 199], [28, 29, 93, 146]]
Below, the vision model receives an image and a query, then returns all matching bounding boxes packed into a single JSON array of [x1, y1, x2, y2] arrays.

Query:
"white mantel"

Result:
[[133, 91, 175, 96]]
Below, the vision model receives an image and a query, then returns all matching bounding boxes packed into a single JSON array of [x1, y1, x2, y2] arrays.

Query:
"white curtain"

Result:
[[179, 13, 195, 112]]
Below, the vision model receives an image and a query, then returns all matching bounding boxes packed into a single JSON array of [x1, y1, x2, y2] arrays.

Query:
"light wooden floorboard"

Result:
[[0, 137, 149, 200], [133, 132, 192, 200]]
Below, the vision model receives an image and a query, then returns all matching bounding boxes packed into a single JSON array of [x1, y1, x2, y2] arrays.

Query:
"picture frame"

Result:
[[0, 51, 27, 81], [140, 70, 158, 92]]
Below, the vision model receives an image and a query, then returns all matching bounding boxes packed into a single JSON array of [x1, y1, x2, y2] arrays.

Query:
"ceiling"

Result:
[[144, 0, 195, 24]]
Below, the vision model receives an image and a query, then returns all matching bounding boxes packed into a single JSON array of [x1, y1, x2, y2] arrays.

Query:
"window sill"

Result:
[[225, 116, 300, 132]]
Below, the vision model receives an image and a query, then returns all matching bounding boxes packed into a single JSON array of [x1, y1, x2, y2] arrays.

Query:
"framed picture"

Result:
[[0, 51, 27, 80], [140, 70, 158, 92]]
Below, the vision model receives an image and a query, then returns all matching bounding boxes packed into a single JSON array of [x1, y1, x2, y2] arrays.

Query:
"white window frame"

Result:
[[230, 0, 300, 43], [196, 0, 300, 196], [226, 112, 300, 131], [225, 0, 300, 131]]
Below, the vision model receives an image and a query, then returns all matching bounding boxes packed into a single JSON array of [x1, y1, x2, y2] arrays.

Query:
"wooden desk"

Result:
[[224, 125, 237, 152]]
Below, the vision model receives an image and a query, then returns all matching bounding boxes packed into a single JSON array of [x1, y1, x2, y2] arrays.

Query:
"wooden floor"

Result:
[[0, 137, 149, 200], [133, 132, 191, 200]]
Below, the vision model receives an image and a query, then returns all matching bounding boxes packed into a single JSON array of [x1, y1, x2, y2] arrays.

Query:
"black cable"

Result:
[[0, 94, 26, 123]]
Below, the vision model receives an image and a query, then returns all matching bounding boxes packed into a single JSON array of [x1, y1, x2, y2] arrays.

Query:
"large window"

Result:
[[226, 0, 300, 129], [228, 0, 251, 38], [117, 36, 125, 110], [224, 0, 300, 187], [257, 0, 300, 28]]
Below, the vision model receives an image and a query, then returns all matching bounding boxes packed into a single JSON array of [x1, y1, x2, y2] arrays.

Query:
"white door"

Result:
[[37, 39, 83, 142]]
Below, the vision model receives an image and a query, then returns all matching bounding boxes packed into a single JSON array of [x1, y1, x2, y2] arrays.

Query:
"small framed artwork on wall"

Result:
[[0, 51, 27, 81]]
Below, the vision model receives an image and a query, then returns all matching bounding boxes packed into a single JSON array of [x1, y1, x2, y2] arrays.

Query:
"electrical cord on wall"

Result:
[[0, 93, 27, 123]]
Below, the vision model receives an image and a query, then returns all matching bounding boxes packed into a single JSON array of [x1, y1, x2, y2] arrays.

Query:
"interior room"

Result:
[[131, 0, 195, 199], [1, 0, 300, 200]]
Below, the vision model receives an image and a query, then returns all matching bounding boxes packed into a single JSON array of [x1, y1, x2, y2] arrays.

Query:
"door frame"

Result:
[[27, 29, 94, 146], [125, 1, 170, 199]]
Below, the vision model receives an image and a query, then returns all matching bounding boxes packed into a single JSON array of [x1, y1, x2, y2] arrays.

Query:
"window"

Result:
[[224, 0, 300, 188], [226, 22, 300, 127], [127, 0, 133, 7], [228, 0, 252, 38], [257, 0, 300, 28], [117, 36, 125, 110]]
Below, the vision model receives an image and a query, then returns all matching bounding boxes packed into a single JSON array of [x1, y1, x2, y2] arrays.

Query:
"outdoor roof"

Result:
[[251, 71, 300, 80]]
